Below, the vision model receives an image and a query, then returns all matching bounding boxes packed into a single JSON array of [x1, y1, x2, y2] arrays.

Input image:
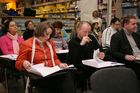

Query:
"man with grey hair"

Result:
[[68, 21, 105, 92]]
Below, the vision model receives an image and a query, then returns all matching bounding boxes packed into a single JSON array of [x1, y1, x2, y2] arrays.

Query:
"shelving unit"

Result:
[[16, 0, 80, 33], [122, 0, 140, 32], [0, 16, 41, 31], [32, 0, 80, 32], [122, 0, 140, 17]]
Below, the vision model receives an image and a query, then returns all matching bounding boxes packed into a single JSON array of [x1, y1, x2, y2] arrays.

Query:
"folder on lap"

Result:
[[26, 63, 74, 77]]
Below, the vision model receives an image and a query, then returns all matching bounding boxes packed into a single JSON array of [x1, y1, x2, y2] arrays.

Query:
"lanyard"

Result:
[[31, 37, 55, 66]]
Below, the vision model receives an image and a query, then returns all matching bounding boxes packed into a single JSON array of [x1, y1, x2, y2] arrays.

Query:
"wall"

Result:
[[78, 0, 98, 22], [78, 0, 123, 22], [114, 0, 122, 19]]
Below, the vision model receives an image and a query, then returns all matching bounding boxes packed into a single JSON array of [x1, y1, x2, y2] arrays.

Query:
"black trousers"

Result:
[[125, 61, 140, 79], [74, 65, 96, 92], [29, 70, 76, 93]]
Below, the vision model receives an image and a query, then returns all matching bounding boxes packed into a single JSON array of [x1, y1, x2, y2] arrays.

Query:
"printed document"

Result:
[[26, 63, 74, 77], [82, 49, 124, 68]]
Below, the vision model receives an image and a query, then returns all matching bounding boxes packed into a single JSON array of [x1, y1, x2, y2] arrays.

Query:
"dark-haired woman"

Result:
[[0, 20, 24, 54]]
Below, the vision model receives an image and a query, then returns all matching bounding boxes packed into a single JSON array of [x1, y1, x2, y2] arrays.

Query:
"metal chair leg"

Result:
[[4, 68, 9, 93]]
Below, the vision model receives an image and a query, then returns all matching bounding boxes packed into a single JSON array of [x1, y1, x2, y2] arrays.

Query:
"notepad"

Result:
[[26, 63, 74, 77]]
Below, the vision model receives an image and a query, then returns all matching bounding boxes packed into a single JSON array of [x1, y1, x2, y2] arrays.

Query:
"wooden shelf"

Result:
[[0, 16, 44, 19], [39, 17, 76, 20], [36, 10, 80, 15], [32, 0, 79, 7]]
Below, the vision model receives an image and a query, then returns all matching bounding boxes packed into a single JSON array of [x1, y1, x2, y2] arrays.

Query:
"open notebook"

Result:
[[26, 63, 74, 77], [82, 49, 124, 68]]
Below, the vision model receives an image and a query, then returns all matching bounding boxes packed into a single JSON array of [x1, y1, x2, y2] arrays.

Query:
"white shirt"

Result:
[[102, 26, 117, 47]]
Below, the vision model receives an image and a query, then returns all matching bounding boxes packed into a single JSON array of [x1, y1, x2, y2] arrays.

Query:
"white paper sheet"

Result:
[[135, 57, 140, 61], [82, 49, 124, 68], [26, 63, 74, 77], [82, 59, 124, 68], [135, 54, 140, 61], [56, 49, 69, 54], [0, 54, 18, 60]]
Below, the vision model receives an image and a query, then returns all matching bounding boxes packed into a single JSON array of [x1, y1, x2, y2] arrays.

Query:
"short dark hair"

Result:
[[122, 15, 136, 27], [24, 20, 33, 28], [111, 17, 120, 24], [3, 19, 16, 34], [53, 21, 63, 29]]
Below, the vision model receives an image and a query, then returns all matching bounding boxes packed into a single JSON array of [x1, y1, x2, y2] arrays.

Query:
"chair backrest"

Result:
[[90, 67, 140, 93]]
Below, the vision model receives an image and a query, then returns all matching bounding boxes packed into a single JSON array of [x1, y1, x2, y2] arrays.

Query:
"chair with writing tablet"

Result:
[[25, 64, 76, 93], [0, 55, 24, 93], [90, 67, 140, 93]]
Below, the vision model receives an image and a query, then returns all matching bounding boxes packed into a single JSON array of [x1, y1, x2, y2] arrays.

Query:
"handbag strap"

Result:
[[46, 41, 55, 66], [31, 37, 36, 65], [25, 38, 55, 93], [25, 37, 36, 93], [31, 37, 55, 66]]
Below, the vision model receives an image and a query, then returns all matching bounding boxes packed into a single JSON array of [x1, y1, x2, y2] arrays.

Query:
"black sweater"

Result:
[[67, 35, 99, 69], [23, 29, 34, 40]]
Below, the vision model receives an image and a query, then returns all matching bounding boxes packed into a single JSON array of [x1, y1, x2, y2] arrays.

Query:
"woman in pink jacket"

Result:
[[0, 20, 24, 55]]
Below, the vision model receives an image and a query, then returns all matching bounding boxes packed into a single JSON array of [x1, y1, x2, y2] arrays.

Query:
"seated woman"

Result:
[[51, 23, 68, 51], [91, 22, 102, 45], [0, 20, 24, 55], [52, 21, 70, 42], [15, 22, 75, 93]]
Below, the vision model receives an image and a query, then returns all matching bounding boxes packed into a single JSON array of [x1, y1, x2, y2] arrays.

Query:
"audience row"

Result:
[[0, 15, 140, 93]]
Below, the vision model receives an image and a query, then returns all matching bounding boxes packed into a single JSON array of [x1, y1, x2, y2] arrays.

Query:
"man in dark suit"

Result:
[[110, 15, 140, 78]]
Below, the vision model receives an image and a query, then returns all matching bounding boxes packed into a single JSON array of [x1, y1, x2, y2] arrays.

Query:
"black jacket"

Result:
[[67, 35, 99, 69], [23, 29, 34, 40], [110, 29, 140, 63]]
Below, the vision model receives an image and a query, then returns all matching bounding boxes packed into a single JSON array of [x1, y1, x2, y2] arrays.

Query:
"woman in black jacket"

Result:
[[23, 20, 34, 40]]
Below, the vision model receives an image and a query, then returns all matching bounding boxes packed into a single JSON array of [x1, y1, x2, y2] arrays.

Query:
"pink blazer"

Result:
[[0, 35, 24, 55]]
